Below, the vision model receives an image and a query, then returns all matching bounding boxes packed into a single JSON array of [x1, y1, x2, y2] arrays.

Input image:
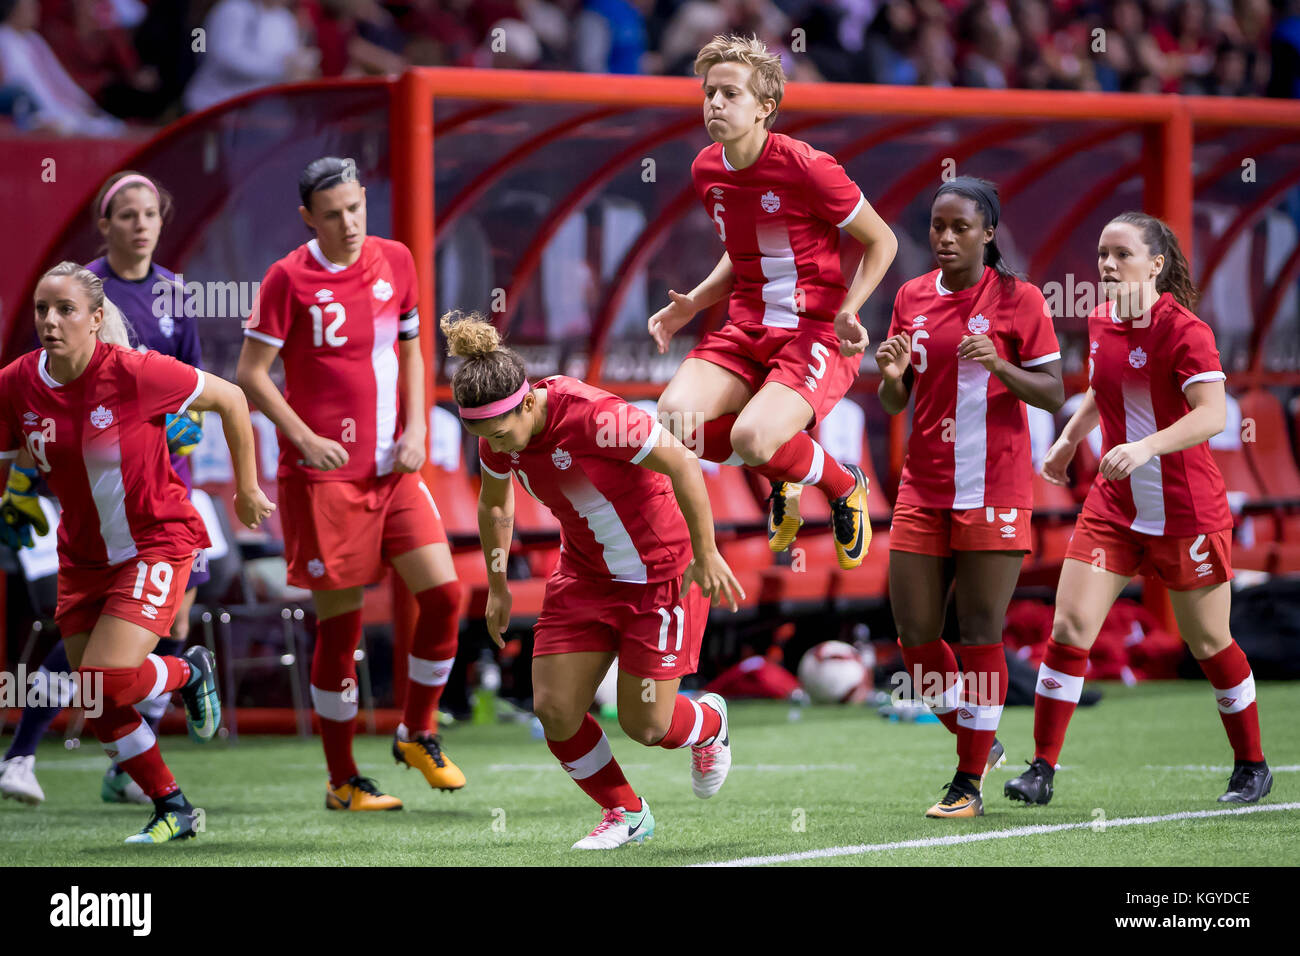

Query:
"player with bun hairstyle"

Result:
[[0, 261, 274, 842], [877, 177, 1064, 818], [653, 35, 898, 573], [237, 157, 464, 812], [0, 170, 206, 808], [1005, 212, 1272, 806], [444, 311, 744, 850]]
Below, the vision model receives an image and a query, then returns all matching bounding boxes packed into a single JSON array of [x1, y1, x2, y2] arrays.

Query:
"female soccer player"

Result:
[[1004, 212, 1272, 806], [651, 35, 898, 571], [0, 261, 274, 843], [444, 311, 743, 850], [876, 177, 1064, 818], [238, 157, 463, 811], [0, 170, 206, 808]]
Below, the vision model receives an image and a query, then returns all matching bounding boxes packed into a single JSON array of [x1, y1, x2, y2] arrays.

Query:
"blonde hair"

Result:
[[39, 261, 136, 349], [694, 35, 785, 130], [440, 310, 527, 414]]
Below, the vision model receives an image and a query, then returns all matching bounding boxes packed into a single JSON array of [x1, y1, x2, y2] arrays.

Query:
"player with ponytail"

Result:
[[445, 310, 744, 850], [0, 260, 274, 842], [1005, 212, 1273, 806]]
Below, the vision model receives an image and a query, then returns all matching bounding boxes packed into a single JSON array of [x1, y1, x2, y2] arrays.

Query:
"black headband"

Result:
[[935, 177, 1000, 229]]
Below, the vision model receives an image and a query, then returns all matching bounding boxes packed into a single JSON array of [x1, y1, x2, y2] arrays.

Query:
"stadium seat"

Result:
[[1209, 394, 1275, 572], [1236, 389, 1300, 573]]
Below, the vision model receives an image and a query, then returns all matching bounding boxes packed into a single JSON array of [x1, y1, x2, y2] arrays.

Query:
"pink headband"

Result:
[[100, 175, 159, 217], [458, 380, 530, 420]]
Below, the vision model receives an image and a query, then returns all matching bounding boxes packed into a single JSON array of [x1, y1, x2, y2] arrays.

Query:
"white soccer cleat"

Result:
[[0, 755, 45, 805], [571, 800, 655, 850], [691, 693, 732, 799]]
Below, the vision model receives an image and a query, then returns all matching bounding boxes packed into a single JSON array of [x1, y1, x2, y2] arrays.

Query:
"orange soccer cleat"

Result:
[[325, 776, 404, 811]]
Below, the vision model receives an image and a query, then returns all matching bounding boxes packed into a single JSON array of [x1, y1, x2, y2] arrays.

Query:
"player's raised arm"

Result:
[[835, 199, 898, 357], [188, 372, 276, 529], [477, 466, 515, 646], [636, 431, 745, 612], [648, 253, 733, 354]]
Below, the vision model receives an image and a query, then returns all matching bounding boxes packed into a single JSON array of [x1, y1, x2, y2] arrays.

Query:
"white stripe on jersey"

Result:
[[835, 192, 865, 229], [755, 221, 800, 329], [243, 329, 284, 348], [372, 316, 399, 476], [177, 369, 205, 415], [952, 361, 990, 509], [87, 444, 138, 564], [559, 475, 648, 584], [1182, 370, 1226, 391], [1121, 380, 1166, 535], [479, 458, 510, 480]]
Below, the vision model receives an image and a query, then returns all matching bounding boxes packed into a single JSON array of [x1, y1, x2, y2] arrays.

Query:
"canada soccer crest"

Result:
[[967, 314, 989, 335], [760, 190, 781, 213], [1129, 347, 1148, 369], [372, 279, 393, 302], [90, 405, 113, 429], [307, 558, 326, 578], [551, 447, 572, 470]]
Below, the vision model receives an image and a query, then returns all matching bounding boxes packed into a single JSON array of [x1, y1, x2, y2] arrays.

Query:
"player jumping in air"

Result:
[[0, 262, 274, 843], [1005, 212, 1272, 806], [876, 178, 1064, 818], [237, 157, 463, 811], [651, 35, 897, 571], [0, 170, 208, 808], [444, 311, 744, 850]]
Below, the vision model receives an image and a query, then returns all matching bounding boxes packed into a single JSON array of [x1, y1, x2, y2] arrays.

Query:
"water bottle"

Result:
[[473, 649, 501, 725]]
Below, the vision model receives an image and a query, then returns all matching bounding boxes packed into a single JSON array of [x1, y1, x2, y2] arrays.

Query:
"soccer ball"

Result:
[[797, 641, 872, 704]]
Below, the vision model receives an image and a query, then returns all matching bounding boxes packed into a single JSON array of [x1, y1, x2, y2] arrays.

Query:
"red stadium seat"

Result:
[[1236, 389, 1300, 573], [1209, 444, 1276, 573]]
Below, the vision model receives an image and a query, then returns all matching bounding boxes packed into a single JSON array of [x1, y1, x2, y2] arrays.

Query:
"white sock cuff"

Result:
[[104, 719, 155, 762], [956, 702, 1004, 730], [1035, 664, 1084, 703], [798, 441, 826, 486], [144, 653, 169, 701], [561, 731, 613, 780], [311, 685, 359, 722], [409, 654, 455, 687], [1213, 673, 1256, 714]]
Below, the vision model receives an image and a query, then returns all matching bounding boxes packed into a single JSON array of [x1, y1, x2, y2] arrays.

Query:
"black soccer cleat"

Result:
[[179, 646, 221, 742], [1217, 761, 1272, 804], [1004, 757, 1055, 805]]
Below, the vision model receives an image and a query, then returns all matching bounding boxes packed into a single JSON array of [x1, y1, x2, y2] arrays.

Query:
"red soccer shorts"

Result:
[[1064, 508, 1234, 591], [532, 570, 710, 681], [280, 471, 447, 591], [57, 551, 200, 638], [685, 319, 863, 428], [889, 502, 1033, 556]]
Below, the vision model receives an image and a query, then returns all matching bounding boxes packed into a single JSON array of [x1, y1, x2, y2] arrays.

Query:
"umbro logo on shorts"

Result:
[[661, 654, 677, 666], [308, 558, 326, 578], [1196, 562, 1213, 576], [141, 604, 158, 620]]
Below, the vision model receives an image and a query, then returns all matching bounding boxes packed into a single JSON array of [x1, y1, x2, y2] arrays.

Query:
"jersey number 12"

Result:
[[309, 303, 348, 347]]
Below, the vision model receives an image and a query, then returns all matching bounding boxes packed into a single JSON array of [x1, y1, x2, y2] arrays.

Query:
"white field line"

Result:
[[693, 802, 1300, 867], [1142, 765, 1300, 772], [484, 763, 857, 773]]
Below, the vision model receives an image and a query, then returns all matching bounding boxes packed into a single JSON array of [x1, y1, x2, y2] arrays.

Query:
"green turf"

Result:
[[2, 680, 1296, 866]]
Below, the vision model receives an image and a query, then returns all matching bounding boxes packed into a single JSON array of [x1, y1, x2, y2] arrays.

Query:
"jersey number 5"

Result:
[[804, 341, 830, 392], [911, 329, 930, 374], [309, 303, 348, 347], [712, 203, 726, 242]]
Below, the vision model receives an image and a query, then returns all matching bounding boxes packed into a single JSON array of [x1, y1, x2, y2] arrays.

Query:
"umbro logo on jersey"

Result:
[[23, 411, 38, 424], [1129, 347, 1148, 368], [141, 604, 158, 620], [315, 289, 334, 302], [1196, 562, 1214, 576], [711, 187, 723, 198], [912, 315, 927, 327], [551, 447, 572, 470], [372, 279, 393, 302], [967, 313, 990, 334], [1040, 677, 1063, 690], [307, 558, 326, 578], [90, 405, 113, 429], [509, 452, 519, 463], [760, 190, 781, 213]]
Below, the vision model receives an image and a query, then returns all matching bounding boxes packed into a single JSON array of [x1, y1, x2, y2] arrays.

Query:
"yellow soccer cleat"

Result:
[[393, 733, 466, 792], [325, 775, 403, 811], [829, 464, 871, 570], [926, 779, 984, 818], [766, 481, 804, 553]]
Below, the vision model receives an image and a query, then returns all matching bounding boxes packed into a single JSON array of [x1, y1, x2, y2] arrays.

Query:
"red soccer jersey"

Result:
[[692, 132, 865, 330], [0, 340, 211, 568], [478, 376, 691, 584], [245, 236, 421, 483], [1082, 292, 1232, 536], [889, 267, 1061, 509]]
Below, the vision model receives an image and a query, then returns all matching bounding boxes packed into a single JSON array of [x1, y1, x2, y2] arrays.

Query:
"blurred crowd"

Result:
[[1, 0, 1299, 135]]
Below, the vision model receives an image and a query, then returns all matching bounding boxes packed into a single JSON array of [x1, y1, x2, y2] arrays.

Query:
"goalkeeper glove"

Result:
[[1, 464, 49, 549], [165, 410, 204, 456]]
